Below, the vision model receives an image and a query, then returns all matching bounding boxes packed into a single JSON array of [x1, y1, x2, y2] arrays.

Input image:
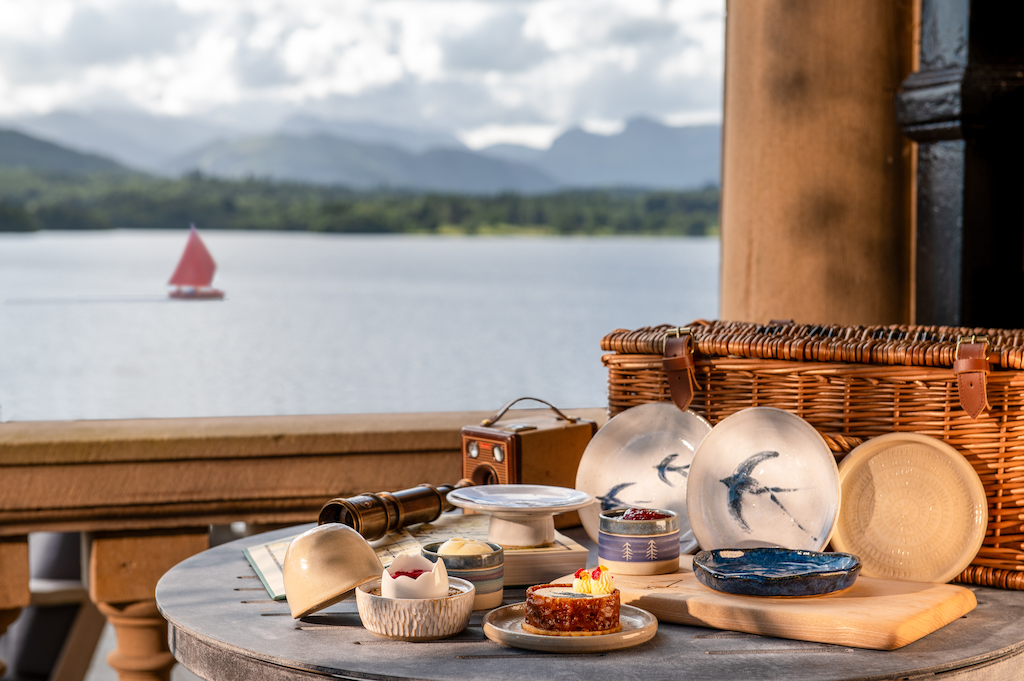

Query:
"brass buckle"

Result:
[[663, 327, 692, 353], [955, 334, 989, 356]]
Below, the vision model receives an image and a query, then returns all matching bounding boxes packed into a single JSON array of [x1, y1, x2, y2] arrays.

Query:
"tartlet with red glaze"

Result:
[[523, 566, 621, 636]]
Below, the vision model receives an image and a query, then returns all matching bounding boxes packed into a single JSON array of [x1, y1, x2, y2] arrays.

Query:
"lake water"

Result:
[[0, 230, 720, 422]]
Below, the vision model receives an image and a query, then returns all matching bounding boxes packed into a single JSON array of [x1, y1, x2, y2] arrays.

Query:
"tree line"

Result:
[[0, 168, 719, 236]]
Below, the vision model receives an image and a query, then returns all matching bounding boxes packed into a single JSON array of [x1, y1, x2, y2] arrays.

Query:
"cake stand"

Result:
[[446, 484, 595, 547]]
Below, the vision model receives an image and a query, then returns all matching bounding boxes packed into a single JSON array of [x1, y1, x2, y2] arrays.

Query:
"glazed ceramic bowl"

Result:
[[281, 523, 384, 618], [421, 541, 504, 610], [355, 577, 475, 641], [692, 548, 862, 597], [598, 508, 680, 575]]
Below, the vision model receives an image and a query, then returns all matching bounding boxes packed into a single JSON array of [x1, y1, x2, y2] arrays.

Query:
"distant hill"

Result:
[[1, 108, 721, 193], [3, 110, 233, 174], [0, 128, 129, 174], [165, 133, 560, 194], [277, 115, 465, 153], [480, 118, 720, 189]]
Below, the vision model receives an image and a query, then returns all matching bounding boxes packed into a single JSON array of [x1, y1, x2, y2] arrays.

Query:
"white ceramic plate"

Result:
[[575, 402, 712, 553], [686, 407, 840, 552], [447, 484, 594, 518], [831, 432, 987, 583], [482, 603, 657, 652]]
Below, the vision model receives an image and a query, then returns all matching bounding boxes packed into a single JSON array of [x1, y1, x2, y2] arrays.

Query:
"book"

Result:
[[242, 512, 589, 600]]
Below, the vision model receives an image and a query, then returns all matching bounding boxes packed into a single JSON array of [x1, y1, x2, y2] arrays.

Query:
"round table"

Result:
[[157, 524, 1024, 681]]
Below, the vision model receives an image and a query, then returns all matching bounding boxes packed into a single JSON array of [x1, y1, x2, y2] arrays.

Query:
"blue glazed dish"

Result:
[[692, 548, 862, 597]]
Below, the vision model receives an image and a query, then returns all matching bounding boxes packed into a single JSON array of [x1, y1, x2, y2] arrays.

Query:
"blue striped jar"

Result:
[[420, 542, 504, 610], [599, 508, 680, 575]]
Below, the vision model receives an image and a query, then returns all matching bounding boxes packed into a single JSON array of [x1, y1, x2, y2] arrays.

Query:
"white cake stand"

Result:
[[446, 484, 595, 547]]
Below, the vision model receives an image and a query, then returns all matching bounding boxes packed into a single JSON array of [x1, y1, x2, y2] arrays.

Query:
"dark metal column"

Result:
[[897, 0, 1024, 327]]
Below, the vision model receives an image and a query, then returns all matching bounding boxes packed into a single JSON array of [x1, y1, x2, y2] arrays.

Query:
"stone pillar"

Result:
[[720, 0, 916, 325], [88, 531, 209, 681], [0, 538, 30, 678]]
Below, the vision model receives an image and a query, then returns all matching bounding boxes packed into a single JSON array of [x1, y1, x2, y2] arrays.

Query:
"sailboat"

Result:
[[168, 224, 225, 299]]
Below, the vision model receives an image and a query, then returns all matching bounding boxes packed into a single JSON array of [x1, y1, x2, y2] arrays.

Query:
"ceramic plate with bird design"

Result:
[[574, 402, 713, 554], [686, 407, 840, 552]]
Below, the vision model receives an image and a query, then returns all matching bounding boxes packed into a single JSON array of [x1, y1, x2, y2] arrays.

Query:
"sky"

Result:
[[0, 0, 724, 149]]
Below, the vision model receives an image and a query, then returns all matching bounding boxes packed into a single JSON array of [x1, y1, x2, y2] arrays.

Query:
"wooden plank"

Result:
[[89, 532, 210, 603], [0, 411, 486, 465], [0, 409, 606, 466], [0, 539, 30, 609], [0, 451, 461, 511]]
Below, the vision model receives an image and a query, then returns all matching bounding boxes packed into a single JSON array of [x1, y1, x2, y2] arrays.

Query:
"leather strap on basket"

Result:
[[954, 336, 990, 419], [663, 328, 699, 411]]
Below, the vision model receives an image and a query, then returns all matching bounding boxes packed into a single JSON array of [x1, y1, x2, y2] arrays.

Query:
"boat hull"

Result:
[[169, 288, 225, 300]]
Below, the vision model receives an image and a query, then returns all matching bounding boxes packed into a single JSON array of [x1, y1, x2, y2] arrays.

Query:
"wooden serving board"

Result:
[[559, 558, 976, 650]]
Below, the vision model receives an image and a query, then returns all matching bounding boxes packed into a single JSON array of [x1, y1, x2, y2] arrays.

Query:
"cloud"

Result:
[[441, 12, 550, 73], [234, 45, 297, 88], [607, 17, 680, 44], [0, 1, 200, 84], [0, 0, 726, 146]]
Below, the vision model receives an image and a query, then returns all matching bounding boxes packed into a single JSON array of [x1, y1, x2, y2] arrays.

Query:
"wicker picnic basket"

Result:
[[601, 319, 1024, 589]]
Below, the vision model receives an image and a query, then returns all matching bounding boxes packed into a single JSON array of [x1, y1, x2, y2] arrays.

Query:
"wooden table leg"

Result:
[[0, 537, 30, 678], [88, 531, 209, 681]]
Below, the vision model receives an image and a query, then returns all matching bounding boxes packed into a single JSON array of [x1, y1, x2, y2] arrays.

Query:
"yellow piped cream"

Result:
[[573, 566, 614, 595]]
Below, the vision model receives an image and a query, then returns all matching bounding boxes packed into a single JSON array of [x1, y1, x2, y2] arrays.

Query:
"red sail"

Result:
[[169, 225, 217, 287]]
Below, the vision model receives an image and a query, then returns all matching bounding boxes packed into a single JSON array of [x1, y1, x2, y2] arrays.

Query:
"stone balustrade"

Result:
[[0, 408, 605, 680]]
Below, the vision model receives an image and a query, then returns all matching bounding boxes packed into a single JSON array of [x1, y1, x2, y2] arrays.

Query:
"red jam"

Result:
[[391, 569, 429, 579], [621, 508, 671, 521]]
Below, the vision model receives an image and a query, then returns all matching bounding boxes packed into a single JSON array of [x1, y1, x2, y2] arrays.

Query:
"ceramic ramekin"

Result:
[[421, 541, 504, 610], [355, 577, 475, 641], [598, 508, 680, 575]]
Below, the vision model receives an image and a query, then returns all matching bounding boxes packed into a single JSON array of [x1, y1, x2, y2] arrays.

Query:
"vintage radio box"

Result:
[[461, 407, 597, 528]]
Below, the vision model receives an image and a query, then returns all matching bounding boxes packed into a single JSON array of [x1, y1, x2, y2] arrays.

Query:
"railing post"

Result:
[[88, 531, 209, 681], [720, 0, 916, 325], [0, 537, 30, 678]]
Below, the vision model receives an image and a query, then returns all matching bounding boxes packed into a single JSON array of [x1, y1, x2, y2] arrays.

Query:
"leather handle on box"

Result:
[[481, 396, 578, 426], [954, 339, 990, 419], [663, 330, 699, 411]]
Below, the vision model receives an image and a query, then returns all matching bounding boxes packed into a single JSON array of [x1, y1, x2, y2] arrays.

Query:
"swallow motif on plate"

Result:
[[655, 453, 690, 486], [718, 450, 817, 541], [597, 482, 650, 511]]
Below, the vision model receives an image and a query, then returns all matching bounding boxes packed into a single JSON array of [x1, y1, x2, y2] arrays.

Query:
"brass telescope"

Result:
[[318, 479, 474, 541]]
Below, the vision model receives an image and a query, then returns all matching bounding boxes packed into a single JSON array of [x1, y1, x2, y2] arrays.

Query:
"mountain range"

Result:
[[0, 128, 129, 175], [1, 110, 720, 194]]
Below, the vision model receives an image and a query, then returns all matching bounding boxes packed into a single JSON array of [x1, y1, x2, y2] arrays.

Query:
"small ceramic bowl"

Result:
[[692, 548, 862, 597], [598, 508, 680, 575], [355, 577, 475, 641], [421, 541, 504, 610], [282, 523, 384, 618]]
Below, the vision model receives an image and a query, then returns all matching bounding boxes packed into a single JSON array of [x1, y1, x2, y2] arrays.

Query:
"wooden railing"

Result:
[[0, 408, 606, 681]]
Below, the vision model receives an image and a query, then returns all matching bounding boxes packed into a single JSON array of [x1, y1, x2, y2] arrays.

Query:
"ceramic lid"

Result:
[[282, 523, 384, 618]]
